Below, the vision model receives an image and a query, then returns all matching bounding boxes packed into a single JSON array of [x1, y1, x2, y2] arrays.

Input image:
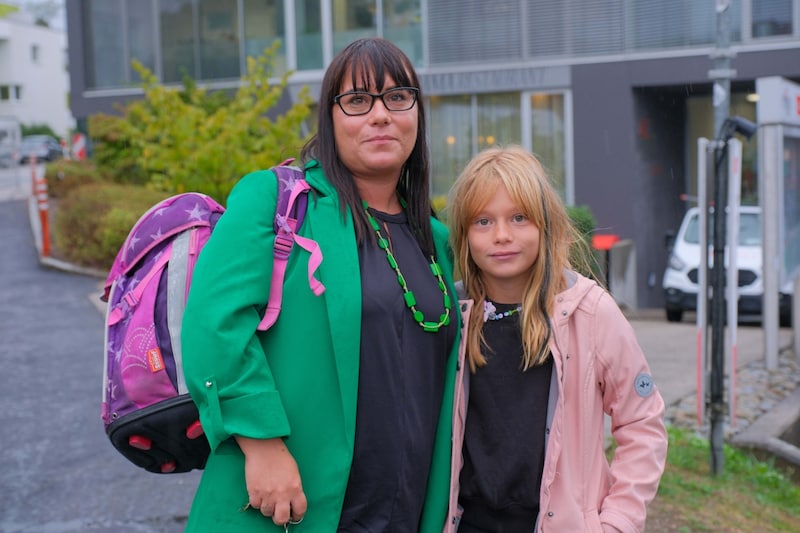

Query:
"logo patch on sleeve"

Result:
[[634, 373, 654, 397]]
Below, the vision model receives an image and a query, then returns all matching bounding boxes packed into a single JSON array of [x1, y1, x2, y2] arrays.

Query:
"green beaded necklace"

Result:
[[362, 199, 451, 333]]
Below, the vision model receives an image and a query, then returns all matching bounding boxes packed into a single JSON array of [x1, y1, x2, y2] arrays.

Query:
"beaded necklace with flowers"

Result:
[[362, 199, 451, 333], [484, 300, 522, 322]]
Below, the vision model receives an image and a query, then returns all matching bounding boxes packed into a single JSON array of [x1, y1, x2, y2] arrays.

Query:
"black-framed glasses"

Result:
[[333, 87, 419, 116]]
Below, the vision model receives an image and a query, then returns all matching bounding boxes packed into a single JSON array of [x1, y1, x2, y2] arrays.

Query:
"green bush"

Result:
[[44, 159, 105, 199], [567, 204, 601, 279], [87, 113, 151, 186], [53, 183, 170, 270], [87, 43, 313, 203]]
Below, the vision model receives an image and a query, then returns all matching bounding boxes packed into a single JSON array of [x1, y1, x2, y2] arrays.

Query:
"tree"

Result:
[[89, 43, 314, 203]]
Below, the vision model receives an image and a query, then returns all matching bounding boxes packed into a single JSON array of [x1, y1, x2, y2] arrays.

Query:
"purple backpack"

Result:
[[101, 164, 324, 474]]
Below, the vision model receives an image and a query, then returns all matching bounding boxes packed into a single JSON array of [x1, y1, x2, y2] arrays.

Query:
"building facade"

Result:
[[0, 10, 74, 138], [65, 0, 800, 309]]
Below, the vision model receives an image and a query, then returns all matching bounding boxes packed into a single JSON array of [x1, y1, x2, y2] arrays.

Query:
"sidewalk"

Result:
[[626, 307, 800, 470]]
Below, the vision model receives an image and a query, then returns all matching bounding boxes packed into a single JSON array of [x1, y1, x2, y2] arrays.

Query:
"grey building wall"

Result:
[[64, 0, 800, 310], [572, 49, 800, 309]]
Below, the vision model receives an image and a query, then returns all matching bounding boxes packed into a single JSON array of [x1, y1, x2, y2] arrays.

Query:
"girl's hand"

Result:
[[236, 436, 308, 526]]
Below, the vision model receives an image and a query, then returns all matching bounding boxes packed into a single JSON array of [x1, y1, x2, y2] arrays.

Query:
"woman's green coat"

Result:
[[181, 161, 460, 532]]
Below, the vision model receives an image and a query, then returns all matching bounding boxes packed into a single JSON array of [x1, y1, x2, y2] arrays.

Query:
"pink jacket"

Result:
[[445, 271, 668, 533]]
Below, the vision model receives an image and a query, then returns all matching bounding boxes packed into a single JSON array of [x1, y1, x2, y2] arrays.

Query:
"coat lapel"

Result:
[[304, 173, 361, 444]]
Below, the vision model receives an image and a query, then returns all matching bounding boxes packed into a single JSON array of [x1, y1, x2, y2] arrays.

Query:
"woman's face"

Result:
[[332, 71, 418, 183]]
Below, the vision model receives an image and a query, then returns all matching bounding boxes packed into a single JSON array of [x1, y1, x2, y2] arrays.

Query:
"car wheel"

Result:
[[666, 308, 683, 322]]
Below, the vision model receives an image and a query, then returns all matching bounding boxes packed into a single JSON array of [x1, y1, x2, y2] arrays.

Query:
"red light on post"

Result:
[[591, 234, 620, 251]]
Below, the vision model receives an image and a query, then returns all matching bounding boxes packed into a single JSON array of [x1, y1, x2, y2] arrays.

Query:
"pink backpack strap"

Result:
[[108, 245, 173, 326], [257, 172, 325, 331]]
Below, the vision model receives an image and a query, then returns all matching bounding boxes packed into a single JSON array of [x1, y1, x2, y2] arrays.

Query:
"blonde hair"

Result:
[[447, 145, 581, 372]]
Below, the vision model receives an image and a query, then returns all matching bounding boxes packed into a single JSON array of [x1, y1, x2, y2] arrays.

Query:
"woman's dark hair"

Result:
[[300, 37, 434, 255]]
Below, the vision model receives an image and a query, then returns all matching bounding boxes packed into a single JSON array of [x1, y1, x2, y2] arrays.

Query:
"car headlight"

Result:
[[668, 254, 686, 271]]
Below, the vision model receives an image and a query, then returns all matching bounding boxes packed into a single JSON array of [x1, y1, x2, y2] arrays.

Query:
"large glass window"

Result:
[[477, 93, 521, 151], [244, 0, 286, 73], [332, 0, 377, 55], [428, 91, 569, 200], [296, 0, 323, 69], [198, 0, 241, 80], [628, 0, 743, 50], [429, 95, 472, 197], [382, 0, 422, 65], [530, 93, 566, 199], [84, 0, 156, 89], [85, 0, 125, 88], [127, 0, 156, 83], [752, 0, 793, 37], [160, 0, 197, 83]]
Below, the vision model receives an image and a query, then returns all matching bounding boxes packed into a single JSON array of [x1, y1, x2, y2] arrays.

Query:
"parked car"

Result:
[[0, 143, 16, 167], [662, 205, 792, 325], [18, 135, 63, 164]]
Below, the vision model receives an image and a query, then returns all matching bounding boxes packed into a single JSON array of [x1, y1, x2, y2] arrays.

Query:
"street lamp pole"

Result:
[[708, 0, 735, 476]]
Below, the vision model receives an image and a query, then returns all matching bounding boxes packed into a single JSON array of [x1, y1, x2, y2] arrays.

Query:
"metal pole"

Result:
[[709, 138, 728, 476], [708, 0, 734, 476]]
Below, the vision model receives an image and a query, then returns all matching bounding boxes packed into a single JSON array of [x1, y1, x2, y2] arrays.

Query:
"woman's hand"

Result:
[[236, 436, 308, 526]]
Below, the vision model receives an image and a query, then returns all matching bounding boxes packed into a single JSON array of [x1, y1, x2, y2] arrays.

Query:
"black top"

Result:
[[338, 208, 455, 533], [458, 304, 552, 533]]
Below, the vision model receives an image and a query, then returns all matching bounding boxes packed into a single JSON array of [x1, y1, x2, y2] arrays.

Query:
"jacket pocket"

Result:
[[582, 509, 603, 533]]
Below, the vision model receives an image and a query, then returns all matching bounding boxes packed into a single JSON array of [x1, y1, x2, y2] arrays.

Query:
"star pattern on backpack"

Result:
[[186, 203, 207, 221]]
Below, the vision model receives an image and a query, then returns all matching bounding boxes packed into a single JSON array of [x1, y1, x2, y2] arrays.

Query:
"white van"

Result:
[[662, 205, 792, 325]]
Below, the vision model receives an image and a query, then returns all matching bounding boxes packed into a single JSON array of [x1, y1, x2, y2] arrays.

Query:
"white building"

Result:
[[0, 8, 74, 139]]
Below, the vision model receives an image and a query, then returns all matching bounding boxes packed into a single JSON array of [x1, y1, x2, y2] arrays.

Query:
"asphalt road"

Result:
[[0, 189, 200, 533]]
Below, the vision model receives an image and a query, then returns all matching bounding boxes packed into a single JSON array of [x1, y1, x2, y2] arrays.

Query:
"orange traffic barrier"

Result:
[[31, 155, 51, 257]]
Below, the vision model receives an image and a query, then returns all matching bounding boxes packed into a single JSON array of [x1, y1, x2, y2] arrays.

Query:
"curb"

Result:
[[27, 191, 107, 280], [26, 191, 108, 316], [731, 387, 800, 469]]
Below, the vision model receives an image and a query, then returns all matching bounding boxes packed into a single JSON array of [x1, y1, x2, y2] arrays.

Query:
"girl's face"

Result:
[[332, 72, 418, 184], [467, 182, 540, 302]]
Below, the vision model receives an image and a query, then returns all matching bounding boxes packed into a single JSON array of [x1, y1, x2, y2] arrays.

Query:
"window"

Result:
[[530, 93, 567, 200], [752, 0, 793, 37], [382, 0, 421, 65], [428, 91, 570, 200], [332, 0, 377, 56], [0, 86, 9, 100], [429, 94, 472, 197], [31, 44, 40, 63], [296, 0, 323, 69], [127, 0, 156, 83], [84, 0, 156, 89], [84, 0, 124, 88], [199, 0, 241, 80], [477, 92, 521, 150], [244, 0, 286, 74], [160, 0, 197, 83]]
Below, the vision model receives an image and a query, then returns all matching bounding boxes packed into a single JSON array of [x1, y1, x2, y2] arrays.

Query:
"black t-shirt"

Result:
[[458, 305, 552, 533], [338, 208, 456, 533]]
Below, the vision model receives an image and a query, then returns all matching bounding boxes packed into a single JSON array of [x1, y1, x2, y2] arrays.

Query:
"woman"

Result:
[[444, 146, 667, 532], [181, 38, 460, 532]]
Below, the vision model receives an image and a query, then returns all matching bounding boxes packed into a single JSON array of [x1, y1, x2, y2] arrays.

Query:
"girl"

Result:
[[444, 145, 667, 533]]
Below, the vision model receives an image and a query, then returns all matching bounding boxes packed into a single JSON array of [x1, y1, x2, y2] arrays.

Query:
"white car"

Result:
[[662, 205, 792, 325]]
